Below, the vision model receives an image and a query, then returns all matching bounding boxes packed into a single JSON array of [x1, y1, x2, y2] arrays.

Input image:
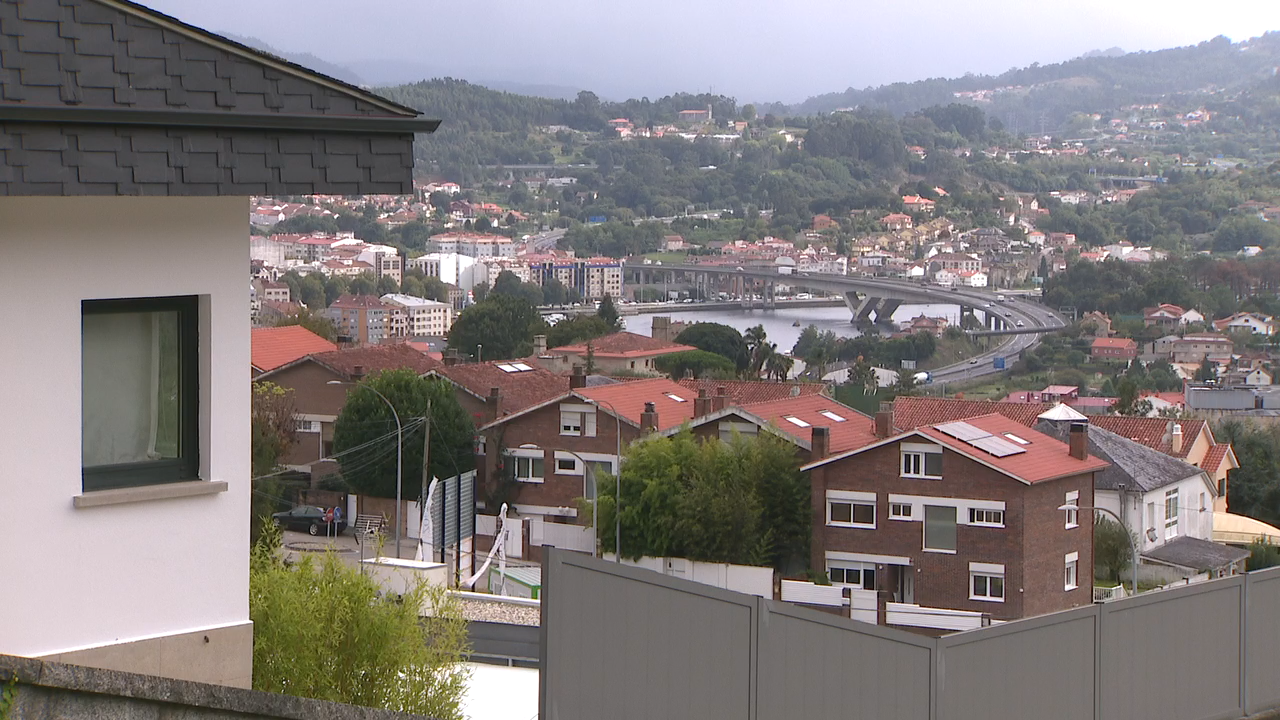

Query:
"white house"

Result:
[[1179, 308, 1206, 326], [1214, 312, 1275, 336], [958, 270, 988, 288], [0, 0, 435, 689], [1037, 409, 1247, 582]]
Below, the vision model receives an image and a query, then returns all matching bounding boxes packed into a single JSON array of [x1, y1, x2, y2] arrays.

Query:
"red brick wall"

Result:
[[481, 402, 638, 521], [809, 439, 1095, 621]]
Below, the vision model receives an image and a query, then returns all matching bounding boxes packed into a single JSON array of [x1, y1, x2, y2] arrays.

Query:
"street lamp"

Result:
[[1059, 503, 1141, 598], [330, 380, 404, 558], [558, 448, 601, 558], [585, 397, 623, 562]]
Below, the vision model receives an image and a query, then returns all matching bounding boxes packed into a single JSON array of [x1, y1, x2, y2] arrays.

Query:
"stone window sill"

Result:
[[74, 480, 229, 508]]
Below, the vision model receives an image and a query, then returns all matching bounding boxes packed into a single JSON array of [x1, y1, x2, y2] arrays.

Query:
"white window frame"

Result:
[[1165, 488, 1179, 539], [1065, 552, 1080, 591], [509, 449, 545, 484], [900, 442, 943, 479], [969, 562, 1005, 602], [559, 403, 597, 437], [968, 508, 1005, 527], [827, 560, 877, 590], [827, 490, 876, 529], [553, 451, 584, 476], [1064, 490, 1080, 529], [889, 502, 913, 520], [923, 505, 958, 554]]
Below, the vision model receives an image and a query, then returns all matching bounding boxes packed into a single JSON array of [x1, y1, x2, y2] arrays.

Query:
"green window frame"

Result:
[[82, 296, 200, 491]]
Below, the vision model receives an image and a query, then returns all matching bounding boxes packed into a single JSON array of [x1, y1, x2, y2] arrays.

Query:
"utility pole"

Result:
[[421, 398, 432, 562]]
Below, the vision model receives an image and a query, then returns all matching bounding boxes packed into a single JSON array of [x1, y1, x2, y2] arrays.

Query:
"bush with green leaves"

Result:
[[249, 523, 470, 717]]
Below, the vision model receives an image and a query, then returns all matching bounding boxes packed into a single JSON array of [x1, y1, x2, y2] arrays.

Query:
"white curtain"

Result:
[[82, 311, 170, 466]]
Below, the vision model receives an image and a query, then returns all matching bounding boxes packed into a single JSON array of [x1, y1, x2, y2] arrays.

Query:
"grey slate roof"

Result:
[[1034, 419, 1205, 492], [0, 0, 439, 196], [1143, 536, 1250, 572]]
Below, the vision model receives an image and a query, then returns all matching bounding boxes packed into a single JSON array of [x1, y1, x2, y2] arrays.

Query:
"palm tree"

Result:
[[766, 352, 794, 381], [744, 325, 770, 377], [751, 341, 776, 379]]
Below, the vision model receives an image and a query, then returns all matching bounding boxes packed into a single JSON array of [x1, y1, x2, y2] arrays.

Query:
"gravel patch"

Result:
[[456, 597, 541, 626]]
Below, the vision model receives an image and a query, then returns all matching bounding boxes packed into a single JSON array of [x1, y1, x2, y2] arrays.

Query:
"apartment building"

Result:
[[381, 293, 454, 337], [428, 231, 516, 258], [525, 255, 626, 300], [1172, 334, 1234, 364], [324, 293, 390, 345], [804, 409, 1107, 621]]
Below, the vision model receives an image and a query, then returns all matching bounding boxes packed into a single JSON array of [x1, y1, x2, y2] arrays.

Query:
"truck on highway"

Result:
[[913, 371, 932, 384]]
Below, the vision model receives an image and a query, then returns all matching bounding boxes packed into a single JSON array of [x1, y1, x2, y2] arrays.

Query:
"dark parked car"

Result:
[[272, 506, 346, 536]]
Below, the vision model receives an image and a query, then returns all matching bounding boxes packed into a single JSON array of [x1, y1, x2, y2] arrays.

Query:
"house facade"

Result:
[[805, 412, 1107, 621], [1091, 337, 1138, 361], [539, 331, 696, 376], [1172, 334, 1234, 364], [0, 0, 434, 688]]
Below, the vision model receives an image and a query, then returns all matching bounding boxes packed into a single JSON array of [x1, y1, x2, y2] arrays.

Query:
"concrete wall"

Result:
[[542, 551, 1280, 720], [0, 197, 251, 686]]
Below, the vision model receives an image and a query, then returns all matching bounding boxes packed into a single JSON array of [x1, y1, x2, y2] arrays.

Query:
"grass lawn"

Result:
[[641, 251, 693, 264]]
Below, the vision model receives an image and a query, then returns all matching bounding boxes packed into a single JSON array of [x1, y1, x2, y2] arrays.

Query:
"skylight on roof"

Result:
[[497, 364, 519, 372], [819, 411, 846, 422], [666, 393, 687, 402], [512, 362, 534, 371], [1003, 433, 1030, 445], [785, 416, 811, 427]]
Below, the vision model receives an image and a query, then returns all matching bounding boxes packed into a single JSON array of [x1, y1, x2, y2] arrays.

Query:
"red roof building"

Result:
[[542, 332, 696, 376], [1091, 337, 1138, 361], [251, 325, 337, 376]]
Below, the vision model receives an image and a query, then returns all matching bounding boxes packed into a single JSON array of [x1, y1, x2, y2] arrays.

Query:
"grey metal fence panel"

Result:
[[1247, 567, 1280, 715], [937, 606, 1097, 720], [756, 601, 934, 720], [541, 551, 757, 720], [1099, 577, 1245, 720]]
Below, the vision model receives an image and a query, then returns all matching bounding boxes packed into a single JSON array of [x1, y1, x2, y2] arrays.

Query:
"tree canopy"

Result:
[[331, 370, 475, 499], [447, 294, 548, 360], [674, 322, 749, 371]]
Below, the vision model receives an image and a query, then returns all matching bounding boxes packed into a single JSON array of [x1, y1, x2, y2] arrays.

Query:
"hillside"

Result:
[[789, 34, 1280, 123]]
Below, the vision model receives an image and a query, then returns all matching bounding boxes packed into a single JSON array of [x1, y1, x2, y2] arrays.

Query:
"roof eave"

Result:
[[0, 105, 440, 135]]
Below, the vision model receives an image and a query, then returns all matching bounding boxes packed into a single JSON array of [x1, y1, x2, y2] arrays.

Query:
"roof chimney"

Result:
[[694, 388, 713, 417], [1171, 423, 1183, 455], [640, 401, 659, 434], [487, 386, 502, 421], [351, 365, 366, 380], [1069, 422, 1089, 461], [534, 334, 547, 355], [712, 385, 729, 412], [570, 364, 587, 389], [443, 349, 460, 366], [874, 401, 894, 438], [811, 426, 830, 460]]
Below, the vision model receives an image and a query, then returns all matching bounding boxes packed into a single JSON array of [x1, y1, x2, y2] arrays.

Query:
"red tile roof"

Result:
[[892, 397, 1052, 431], [676, 378, 829, 405], [576, 377, 701, 431], [1091, 337, 1137, 349], [1201, 444, 1233, 474], [309, 343, 441, 378], [251, 326, 337, 372], [1088, 416, 1206, 459], [430, 362, 570, 416], [550, 331, 695, 358], [736, 395, 877, 454], [914, 414, 1109, 483]]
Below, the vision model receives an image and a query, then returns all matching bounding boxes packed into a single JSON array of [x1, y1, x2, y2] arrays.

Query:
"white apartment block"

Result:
[[381, 294, 454, 337], [428, 232, 516, 258]]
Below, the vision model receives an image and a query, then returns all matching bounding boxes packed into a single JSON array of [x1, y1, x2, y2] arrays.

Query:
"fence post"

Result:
[[1241, 572, 1250, 715], [1094, 601, 1103, 720]]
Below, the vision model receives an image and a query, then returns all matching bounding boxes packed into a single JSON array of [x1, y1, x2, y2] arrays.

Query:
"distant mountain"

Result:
[[220, 33, 364, 86], [788, 33, 1280, 124], [1079, 47, 1126, 60]]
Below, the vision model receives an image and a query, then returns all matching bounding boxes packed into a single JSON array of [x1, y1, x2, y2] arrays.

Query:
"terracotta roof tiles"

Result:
[[576, 377, 702, 431], [735, 395, 877, 454], [310, 343, 441, 378], [251, 325, 337, 373], [431, 362, 570, 416], [892, 397, 1052, 431], [550, 332, 695, 358], [677, 378, 829, 405]]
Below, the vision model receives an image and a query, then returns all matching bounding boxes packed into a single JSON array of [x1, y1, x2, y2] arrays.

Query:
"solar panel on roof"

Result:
[[970, 436, 1027, 458], [935, 421, 991, 442]]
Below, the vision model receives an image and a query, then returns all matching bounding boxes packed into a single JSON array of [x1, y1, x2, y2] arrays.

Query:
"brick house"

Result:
[[425, 359, 570, 428], [252, 344, 440, 472], [539, 331, 696, 376], [804, 410, 1107, 621], [1091, 337, 1138, 361]]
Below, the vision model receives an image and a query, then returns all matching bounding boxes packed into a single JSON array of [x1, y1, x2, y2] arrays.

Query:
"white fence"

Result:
[[475, 513, 524, 559], [780, 580, 986, 631], [529, 518, 594, 553], [606, 555, 775, 598]]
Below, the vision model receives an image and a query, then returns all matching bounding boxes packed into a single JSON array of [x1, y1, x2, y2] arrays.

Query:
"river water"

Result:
[[625, 303, 964, 354]]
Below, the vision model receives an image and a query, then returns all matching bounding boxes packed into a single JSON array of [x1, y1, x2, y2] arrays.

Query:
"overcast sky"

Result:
[[144, 0, 1280, 102]]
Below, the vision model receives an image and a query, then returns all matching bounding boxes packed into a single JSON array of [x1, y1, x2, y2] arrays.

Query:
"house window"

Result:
[[901, 445, 942, 479], [968, 508, 1005, 527], [1147, 502, 1157, 538], [1165, 489, 1179, 539], [969, 563, 1004, 602], [889, 502, 913, 520], [1065, 552, 1079, 591], [924, 505, 957, 552], [512, 455, 544, 483], [828, 561, 876, 590], [82, 296, 199, 491], [1064, 490, 1080, 529], [559, 404, 597, 437], [828, 499, 875, 528]]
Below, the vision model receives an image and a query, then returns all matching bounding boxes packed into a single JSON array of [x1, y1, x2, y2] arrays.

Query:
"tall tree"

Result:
[[546, 314, 612, 349], [347, 273, 376, 297], [447, 294, 549, 360], [675, 323, 749, 371], [597, 293, 620, 330], [273, 309, 337, 342], [331, 370, 475, 500]]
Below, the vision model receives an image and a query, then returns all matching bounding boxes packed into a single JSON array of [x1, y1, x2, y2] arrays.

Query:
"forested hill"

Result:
[[788, 33, 1280, 121]]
